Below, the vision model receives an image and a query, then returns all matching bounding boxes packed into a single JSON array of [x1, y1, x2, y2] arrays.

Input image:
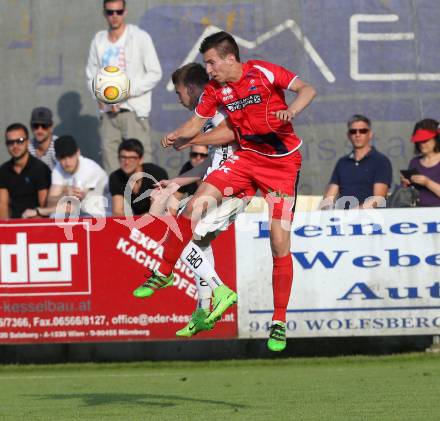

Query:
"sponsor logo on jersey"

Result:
[[225, 94, 262, 112], [222, 86, 234, 101]]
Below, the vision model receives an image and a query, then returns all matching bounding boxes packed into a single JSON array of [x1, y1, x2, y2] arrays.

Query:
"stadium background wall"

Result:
[[1, 0, 439, 195]]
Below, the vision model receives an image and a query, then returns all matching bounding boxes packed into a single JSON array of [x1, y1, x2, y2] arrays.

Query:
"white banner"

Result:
[[236, 208, 440, 338]]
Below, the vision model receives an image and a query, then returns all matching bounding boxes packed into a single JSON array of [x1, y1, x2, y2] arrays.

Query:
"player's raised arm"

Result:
[[173, 120, 236, 150], [162, 114, 206, 148], [272, 78, 317, 122]]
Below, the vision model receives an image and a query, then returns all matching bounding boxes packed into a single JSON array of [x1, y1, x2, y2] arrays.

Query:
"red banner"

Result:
[[0, 217, 237, 343]]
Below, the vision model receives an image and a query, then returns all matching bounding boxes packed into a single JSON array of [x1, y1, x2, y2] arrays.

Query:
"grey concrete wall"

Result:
[[1, 0, 438, 194]]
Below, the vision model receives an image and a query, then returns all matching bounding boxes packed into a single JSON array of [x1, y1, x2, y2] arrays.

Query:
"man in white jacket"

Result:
[[86, 0, 162, 173]]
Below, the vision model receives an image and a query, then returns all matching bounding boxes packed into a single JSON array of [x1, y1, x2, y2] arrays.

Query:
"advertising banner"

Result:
[[236, 208, 440, 338], [0, 218, 237, 344]]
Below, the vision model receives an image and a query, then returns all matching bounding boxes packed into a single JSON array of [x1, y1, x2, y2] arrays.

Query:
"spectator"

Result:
[[175, 145, 209, 200], [109, 138, 168, 216], [22, 135, 108, 218], [28, 107, 58, 170], [401, 118, 440, 206], [0, 123, 51, 218], [322, 114, 392, 209], [86, 0, 162, 173]]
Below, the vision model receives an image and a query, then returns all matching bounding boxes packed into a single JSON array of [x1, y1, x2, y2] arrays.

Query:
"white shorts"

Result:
[[178, 196, 246, 238], [194, 196, 246, 238]]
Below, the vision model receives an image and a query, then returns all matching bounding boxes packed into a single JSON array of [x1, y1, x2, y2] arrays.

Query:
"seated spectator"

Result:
[[322, 114, 392, 209], [28, 107, 58, 170], [109, 138, 168, 216], [175, 145, 209, 200], [400, 118, 440, 207], [22, 135, 108, 218], [0, 123, 51, 218]]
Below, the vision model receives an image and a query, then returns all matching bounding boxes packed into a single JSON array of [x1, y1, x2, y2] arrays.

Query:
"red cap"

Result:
[[411, 128, 438, 143]]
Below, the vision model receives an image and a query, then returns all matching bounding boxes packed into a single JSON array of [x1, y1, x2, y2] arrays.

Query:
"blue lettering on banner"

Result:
[[352, 255, 381, 268], [290, 249, 440, 270], [338, 282, 382, 301], [301, 317, 440, 331], [338, 282, 440, 301], [292, 250, 348, 269], [254, 219, 440, 239], [248, 316, 440, 333]]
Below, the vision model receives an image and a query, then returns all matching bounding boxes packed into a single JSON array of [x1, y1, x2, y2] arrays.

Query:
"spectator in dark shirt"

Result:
[[175, 145, 209, 199], [109, 138, 168, 216], [322, 114, 392, 209], [0, 123, 51, 218], [401, 118, 440, 207]]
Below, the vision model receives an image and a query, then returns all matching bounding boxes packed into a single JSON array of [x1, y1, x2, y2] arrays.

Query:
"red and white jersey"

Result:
[[195, 60, 302, 157]]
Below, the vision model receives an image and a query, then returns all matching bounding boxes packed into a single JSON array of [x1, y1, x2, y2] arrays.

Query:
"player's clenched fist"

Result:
[[271, 109, 297, 122], [161, 131, 179, 148]]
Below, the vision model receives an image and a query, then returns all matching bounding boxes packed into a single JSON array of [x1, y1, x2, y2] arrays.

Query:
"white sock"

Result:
[[194, 275, 211, 310], [180, 242, 224, 291]]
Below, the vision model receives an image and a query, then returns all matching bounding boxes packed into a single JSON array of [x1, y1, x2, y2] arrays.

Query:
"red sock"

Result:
[[159, 214, 193, 275], [272, 254, 293, 322]]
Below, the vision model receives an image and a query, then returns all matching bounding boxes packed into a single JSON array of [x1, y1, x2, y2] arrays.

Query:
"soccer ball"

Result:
[[93, 66, 130, 104]]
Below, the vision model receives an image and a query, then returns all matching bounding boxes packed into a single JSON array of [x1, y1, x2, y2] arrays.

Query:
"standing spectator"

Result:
[[0, 123, 51, 218], [28, 107, 58, 170], [22, 135, 108, 218], [401, 118, 440, 206], [322, 114, 392, 209], [109, 138, 168, 216], [175, 145, 209, 200], [86, 0, 162, 173]]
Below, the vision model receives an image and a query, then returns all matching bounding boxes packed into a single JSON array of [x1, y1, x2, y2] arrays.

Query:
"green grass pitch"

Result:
[[0, 353, 439, 420]]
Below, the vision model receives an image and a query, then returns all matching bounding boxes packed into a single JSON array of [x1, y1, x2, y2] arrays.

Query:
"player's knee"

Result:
[[270, 235, 290, 257]]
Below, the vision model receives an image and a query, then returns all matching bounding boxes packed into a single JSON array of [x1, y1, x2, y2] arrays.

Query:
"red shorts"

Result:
[[205, 149, 302, 220]]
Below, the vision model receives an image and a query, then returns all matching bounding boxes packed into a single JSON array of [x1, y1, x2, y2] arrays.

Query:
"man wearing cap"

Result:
[[322, 114, 393, 209], [0, 123, 51, 218], [22, 135, 109, 218], [86, 0, 162, 173], [28, 107, 58, 170]]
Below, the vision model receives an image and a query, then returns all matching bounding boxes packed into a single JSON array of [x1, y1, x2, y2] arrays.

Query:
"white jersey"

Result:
[[203, 109, 238, 178]]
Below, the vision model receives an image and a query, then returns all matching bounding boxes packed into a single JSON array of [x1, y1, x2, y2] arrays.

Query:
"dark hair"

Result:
[[412, 118, 440, 154], [171, 63, 209, 88], [54, 135, 78, 159], [119, 138, 144, 157], [103, 0, 126, 8], [199, 31, 240, 61], [5, 122, 29, 139], [347, 114, 371, 129]]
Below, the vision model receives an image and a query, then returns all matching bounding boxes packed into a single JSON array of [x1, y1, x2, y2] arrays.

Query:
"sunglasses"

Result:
[[190, 152, 208, 158], [119, 155, 140, 161], [349, 128, 370, 135], [105, 8, 124, 16], [6, 137, 27, 146], [31, 123, 50, 130]]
